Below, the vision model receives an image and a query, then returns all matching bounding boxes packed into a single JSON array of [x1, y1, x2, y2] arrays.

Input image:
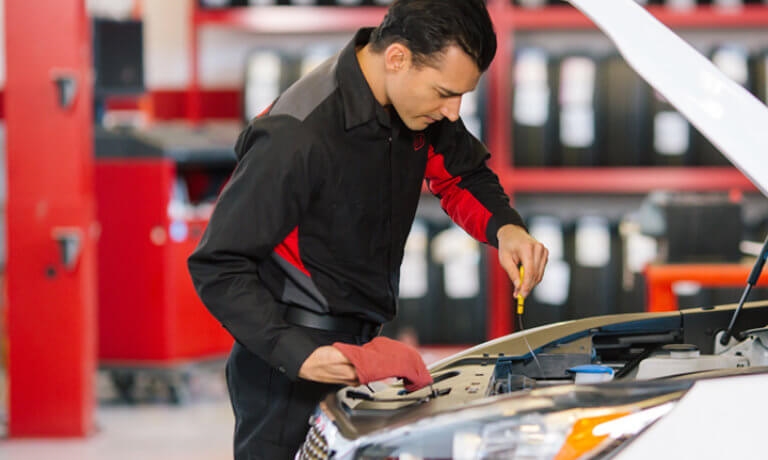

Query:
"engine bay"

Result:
[[338, 301, 768, 419]]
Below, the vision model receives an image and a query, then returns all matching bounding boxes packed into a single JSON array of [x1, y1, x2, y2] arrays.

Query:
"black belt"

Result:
[[284, 306, 381, 339]]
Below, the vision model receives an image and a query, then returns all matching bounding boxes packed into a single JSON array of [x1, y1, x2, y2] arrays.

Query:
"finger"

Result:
[[499, 250, 522, 295], [518, 253, 536, 299], [523, 244, 546, 297], [511, 264, 522, 298], [528, 244, 546, 286], [523, 242, 546, 285], [511, 262, 524, 298], [536, 246, 549, 284]]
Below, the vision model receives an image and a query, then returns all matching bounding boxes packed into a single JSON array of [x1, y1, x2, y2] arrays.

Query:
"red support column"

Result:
[[486, 0, 515, 339], [5, 0, 97, 436]]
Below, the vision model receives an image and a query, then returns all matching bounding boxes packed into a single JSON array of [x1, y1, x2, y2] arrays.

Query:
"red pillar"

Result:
[[5, 0, 97, 436], [485, 0, 515, 339]]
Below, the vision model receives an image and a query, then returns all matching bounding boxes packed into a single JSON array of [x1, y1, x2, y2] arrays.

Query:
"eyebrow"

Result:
[[436, 86, 463, 97]]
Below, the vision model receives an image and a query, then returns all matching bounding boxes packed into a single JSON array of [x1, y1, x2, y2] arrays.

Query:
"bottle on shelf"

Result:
[[650, 90, 694, 166], [511, 48, 558, 167], [556, 53, 599, 167], [523, 215, 571, 328], [567, 215, 621, 319], [242, 50, 301, 123], [751, 48, 768, 105], [597, 54, 653, 167], [695, 44, 752, 166], [459, 80, 486, 141]]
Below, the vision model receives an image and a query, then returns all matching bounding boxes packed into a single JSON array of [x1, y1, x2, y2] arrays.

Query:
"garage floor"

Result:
[[0, 346, 465, 459], [1, 366, 234, 460]]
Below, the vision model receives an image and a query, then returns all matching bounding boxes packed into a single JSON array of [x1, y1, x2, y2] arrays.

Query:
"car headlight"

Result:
[[350, 402, 674, 460]]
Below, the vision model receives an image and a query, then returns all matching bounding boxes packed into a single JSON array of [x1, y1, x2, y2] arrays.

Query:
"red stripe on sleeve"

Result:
[[273, 227, 311, 277], [425, 146, 492, 244]]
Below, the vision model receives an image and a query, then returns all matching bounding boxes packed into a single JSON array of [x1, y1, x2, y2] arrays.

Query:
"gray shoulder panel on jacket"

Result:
[[270, 55, 339, 121]]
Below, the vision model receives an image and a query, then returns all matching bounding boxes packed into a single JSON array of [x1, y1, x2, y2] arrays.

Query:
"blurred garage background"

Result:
[[1, 0, 767, 458]]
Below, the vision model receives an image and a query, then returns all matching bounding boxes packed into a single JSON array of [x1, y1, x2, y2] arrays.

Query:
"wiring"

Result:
[[518, 314, 543, 375]]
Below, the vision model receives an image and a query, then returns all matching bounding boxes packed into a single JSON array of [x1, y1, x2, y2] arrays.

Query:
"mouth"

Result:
[[424, 115, 440, 124]]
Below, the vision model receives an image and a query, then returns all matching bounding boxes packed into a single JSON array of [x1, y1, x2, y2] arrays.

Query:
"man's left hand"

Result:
[[496, 224, 549, 299]]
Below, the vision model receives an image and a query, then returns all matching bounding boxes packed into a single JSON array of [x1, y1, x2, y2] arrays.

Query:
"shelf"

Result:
[[194, 6, 387, 33], [195, 4, 768, 33], [505, 5, 594, 30], [502, 167, 757, 193], [188, 2, 768, 339], [645, 263, 768, 312], [508, 5, 768, 30]]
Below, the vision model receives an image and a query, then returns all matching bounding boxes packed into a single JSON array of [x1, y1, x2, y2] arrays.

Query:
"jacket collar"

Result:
[[337, 28, 392, 131]]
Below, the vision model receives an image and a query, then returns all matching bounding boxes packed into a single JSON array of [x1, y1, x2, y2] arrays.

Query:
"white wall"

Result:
[[142, 0, 191, 88], [87, 0, 135, 17]]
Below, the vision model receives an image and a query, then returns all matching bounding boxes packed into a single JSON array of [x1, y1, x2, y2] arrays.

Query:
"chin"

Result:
[[405, 120, 429, 131]]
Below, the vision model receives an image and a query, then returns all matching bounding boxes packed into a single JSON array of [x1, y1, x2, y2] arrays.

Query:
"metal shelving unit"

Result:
[[187, 0, 768, 338]]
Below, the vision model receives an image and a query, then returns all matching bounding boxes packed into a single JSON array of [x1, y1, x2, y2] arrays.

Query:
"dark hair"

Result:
[[369, 0, 497, 72]]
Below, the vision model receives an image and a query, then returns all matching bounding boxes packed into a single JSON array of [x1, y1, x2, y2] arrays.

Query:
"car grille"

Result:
[[297, 423, 330, 460]]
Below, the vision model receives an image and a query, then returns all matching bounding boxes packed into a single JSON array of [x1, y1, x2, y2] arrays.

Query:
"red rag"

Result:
[[333, 336, 433, 392]]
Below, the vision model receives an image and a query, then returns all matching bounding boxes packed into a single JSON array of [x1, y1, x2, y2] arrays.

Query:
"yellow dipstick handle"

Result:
[[517, 266, 525, 315]]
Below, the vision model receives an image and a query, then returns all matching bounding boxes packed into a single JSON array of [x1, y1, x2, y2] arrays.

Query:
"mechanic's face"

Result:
[[385, 44, 481, 132]]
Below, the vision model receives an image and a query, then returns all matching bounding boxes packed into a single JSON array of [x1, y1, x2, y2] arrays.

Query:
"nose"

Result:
[[440, 96, 462, 122]]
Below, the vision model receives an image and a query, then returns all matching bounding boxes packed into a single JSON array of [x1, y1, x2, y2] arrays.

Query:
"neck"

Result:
[[356, 44, 390, 107]]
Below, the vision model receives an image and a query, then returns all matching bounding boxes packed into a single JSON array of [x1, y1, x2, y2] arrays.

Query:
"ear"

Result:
[[383, 43, 412, 73]]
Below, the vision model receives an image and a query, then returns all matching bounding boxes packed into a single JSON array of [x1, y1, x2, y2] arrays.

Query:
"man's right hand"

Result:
[[298, 346, 360, 386]]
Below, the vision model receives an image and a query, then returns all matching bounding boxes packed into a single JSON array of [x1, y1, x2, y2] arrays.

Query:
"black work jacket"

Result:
[[188, 29, 525, 380]]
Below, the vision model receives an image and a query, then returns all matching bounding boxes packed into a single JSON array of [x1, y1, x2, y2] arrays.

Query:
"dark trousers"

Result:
[[226, 329, 363, 460]]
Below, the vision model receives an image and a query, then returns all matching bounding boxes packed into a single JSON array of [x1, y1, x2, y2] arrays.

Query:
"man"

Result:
[[188, 0, 548, 458]]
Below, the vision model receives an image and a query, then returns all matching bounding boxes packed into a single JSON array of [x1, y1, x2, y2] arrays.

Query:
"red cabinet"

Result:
[[95, 158, 232, 364]]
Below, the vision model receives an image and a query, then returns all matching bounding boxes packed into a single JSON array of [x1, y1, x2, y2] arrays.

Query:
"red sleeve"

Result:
[[424, 120, 526, 247]]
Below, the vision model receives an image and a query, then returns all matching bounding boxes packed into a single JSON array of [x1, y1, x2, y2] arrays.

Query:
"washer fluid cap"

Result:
[[567, 364, 614, 374], [567, 365, 614, 384], [663, 343, 700, 359]]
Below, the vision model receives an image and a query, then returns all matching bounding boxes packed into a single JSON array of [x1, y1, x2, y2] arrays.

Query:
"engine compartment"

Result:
[[487, 327, 768, 396], [339, 302, 768, 414]]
